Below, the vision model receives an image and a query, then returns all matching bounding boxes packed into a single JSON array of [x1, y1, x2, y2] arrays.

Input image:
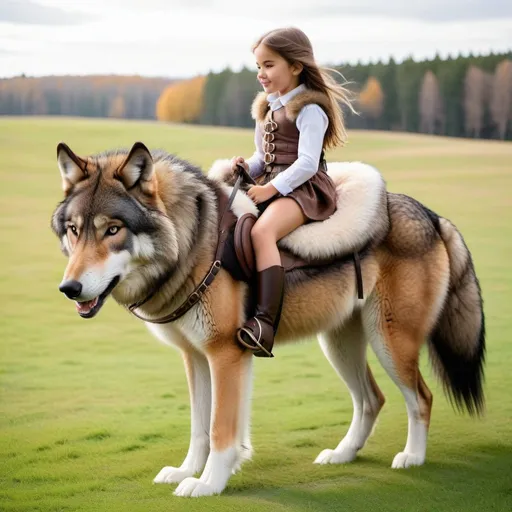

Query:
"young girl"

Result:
[[232, 27, 355, 357]]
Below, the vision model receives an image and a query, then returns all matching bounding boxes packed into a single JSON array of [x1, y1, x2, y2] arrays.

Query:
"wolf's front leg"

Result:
[[154, 348, 211, 484], [174, 343, 253, 497]]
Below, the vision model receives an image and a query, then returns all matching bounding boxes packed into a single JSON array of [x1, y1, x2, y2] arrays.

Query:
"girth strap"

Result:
[[353, 252, 364, 299]]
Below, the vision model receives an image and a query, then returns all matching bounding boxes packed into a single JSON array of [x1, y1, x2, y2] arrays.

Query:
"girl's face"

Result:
[[254, 44, 302, 96]]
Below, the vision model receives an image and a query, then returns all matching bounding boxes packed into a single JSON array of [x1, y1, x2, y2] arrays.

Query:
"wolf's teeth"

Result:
[[75, 297, 99, 312]]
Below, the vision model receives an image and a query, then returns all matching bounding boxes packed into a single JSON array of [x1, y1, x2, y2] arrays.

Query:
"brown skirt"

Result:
[[255, 165, 337, 222]]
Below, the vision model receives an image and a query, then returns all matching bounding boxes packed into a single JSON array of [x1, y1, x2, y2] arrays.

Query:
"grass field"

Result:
[[1, 117, 511, 512]]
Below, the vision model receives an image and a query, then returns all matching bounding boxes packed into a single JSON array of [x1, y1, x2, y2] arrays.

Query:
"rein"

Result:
[[127, 168, 243, 324]]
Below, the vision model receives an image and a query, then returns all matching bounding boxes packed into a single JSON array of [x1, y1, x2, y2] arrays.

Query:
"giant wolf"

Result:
[[51, 142, 485, 497]]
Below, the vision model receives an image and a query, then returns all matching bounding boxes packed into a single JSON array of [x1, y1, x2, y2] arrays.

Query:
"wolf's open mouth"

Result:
[[75, 276, 120, 319]]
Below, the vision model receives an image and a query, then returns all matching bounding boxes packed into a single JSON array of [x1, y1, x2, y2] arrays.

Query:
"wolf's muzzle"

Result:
[[59, 280, 83, 299]]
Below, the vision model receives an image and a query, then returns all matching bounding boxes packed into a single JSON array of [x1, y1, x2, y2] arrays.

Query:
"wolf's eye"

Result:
[[68, 225, 78, 236], [106, 226, 120, 236]]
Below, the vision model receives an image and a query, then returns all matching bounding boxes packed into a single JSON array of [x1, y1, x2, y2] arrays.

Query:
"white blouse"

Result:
[[245, 83, 328, 196]]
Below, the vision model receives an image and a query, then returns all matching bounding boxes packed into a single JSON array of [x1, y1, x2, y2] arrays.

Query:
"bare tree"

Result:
[[108, 95, 126, 118], [419, 70, 444, 134], [490, 59, 512, 140], [464, 65, 492, 138]]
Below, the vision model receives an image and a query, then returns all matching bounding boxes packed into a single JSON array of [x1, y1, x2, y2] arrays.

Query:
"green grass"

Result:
[[1, 116, 512, 511]]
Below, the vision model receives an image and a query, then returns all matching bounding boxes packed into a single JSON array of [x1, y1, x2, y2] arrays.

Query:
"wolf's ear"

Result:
[[57, 143, 88, 194], [117, 142, 154, 190]]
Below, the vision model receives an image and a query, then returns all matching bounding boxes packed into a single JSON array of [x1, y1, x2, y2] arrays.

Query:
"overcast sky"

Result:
[[0, 0, 511, 79]]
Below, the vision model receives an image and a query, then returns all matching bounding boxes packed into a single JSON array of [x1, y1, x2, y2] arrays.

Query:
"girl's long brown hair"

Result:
[[253, 27, 356, 149]]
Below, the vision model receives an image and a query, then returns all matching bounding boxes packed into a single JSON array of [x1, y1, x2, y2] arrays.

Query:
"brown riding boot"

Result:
[[236, 265, 284, 357]]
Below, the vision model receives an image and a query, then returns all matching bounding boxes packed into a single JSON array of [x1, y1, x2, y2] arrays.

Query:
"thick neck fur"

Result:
[[112, 160, 220, 318], [251, 88, 336, 148]]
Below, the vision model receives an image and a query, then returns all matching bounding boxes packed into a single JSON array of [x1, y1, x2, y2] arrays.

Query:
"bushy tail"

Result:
[[429, 217, 486, 415]]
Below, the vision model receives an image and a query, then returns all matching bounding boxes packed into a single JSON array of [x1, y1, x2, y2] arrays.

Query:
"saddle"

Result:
[[218, 166, 364, 298]]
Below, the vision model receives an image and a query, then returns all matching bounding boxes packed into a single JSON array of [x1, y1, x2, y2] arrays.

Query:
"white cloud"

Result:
[[38, 0, 512, 22], [0, 0, 96, 25], [0, 1, 511, 78]]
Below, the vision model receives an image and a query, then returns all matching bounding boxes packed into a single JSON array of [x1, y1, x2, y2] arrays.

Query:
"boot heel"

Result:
[[235, 265, 284, 358]]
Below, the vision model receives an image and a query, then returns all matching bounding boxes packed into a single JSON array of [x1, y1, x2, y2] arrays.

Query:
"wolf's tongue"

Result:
[[75, 297, 99, 313]]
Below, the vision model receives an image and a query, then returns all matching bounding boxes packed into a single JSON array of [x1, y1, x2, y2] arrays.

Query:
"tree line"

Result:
[[345, 53, 512, 139], [0, 75, 173, 119], [1, 51, 511, 139], [157, 51, 512, 140]]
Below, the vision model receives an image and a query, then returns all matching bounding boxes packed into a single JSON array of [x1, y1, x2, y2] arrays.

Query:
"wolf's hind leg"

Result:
[[389, 371, 432, 469], [154, 348, 211, 484], [363, 306, 433, 468], [174, 343, 252, 497], [315, 312, 385, 465]]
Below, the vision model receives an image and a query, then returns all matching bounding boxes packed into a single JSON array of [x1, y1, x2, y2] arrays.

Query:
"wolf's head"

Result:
[[51, 142, 179, 318]]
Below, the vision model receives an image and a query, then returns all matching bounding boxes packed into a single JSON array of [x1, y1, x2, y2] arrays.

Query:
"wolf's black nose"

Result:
[[59, 280, 82, 299]]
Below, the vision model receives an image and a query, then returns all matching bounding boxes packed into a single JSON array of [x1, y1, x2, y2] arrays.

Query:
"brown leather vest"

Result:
[[252, 90, 332, 180], [261, 108, 299, 167]]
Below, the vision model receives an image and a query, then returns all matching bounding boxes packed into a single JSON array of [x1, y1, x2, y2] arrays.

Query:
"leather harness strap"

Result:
[[353, 251, 364, 299], [127, 175, 240, 324]]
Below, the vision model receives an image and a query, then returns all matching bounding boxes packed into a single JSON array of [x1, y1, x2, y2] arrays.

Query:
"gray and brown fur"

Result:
[[51, 142, 485, 497]]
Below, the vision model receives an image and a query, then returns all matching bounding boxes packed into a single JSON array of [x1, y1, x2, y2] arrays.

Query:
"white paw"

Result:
[[314, 447, 357, 465], [391, 452, 425, 469], [174, 477, 217, 498], [153, 466, 194, 484]]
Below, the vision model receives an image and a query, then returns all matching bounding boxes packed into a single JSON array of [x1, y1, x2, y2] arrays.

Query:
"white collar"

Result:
[[267, 84, 306, 111]]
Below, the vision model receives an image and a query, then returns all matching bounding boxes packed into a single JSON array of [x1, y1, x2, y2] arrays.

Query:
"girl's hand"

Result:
[[247, 184, 278, 204], [231, 156, 249, 172]]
